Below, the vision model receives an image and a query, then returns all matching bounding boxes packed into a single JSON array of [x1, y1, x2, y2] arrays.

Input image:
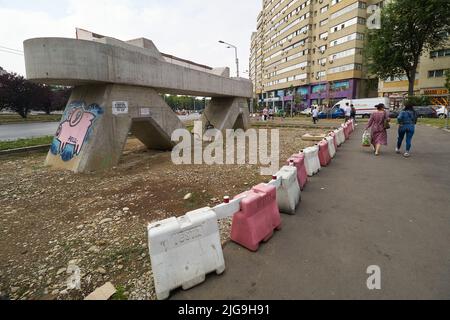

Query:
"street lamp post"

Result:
[[219, 40, 239, 78]]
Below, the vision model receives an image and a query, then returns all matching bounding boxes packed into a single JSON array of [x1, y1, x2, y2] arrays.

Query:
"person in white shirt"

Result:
[[312, 107, 319, 124], [344, 103, 352, 122]]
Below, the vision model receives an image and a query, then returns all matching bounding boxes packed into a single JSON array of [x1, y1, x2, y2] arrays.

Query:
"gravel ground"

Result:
[[0, 126, 327, 300]]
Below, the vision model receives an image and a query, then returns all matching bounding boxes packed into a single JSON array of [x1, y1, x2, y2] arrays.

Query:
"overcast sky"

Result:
[[0, 0, 261, 77]]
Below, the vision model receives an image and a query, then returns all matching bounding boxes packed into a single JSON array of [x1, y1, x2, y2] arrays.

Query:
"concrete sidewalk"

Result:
[[173, 124, 450, 300]]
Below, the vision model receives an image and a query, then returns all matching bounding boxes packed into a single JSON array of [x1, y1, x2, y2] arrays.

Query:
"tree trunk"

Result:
[[408, 66, 418, 96]]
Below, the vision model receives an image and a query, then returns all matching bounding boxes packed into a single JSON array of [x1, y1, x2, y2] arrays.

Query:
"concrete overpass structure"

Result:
[[23, 31, 252, 173]]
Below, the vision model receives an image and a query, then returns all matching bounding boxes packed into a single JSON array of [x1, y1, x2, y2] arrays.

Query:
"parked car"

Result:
[[318, 108, 345, 119], [434, 105, 448, 119], [414, 106, 438, 118], [389, 110, 400, 119], [301, 108, 312, 116]]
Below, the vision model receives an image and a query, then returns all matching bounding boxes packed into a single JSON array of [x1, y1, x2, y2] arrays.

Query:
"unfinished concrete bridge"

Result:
[[23, 30, 252, 173]]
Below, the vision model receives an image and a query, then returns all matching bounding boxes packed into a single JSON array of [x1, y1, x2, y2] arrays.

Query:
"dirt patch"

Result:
[[0, 126, 326, 300]]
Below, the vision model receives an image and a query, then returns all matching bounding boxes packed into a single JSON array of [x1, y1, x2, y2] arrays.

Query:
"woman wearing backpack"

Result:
[[396, 105, 417, 158]]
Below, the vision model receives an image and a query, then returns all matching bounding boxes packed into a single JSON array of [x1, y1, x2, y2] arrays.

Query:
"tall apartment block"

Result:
[[249, 0, 450, 109]]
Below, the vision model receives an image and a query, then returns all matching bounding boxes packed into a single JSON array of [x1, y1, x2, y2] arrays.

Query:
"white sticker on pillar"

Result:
[[112, 101, 129, 115], [140, 107, 151, 117]]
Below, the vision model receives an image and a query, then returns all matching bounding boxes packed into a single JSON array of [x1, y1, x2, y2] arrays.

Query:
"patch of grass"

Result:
[[417, 118, 449, 129], [0, 136, 53, 151], [0, 114, 61, 124], [111, 285, 128, 300]]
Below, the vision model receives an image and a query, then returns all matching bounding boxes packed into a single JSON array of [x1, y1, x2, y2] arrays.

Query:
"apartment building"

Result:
[[250, 0, 383, 109], [379, 43, 450, 107]]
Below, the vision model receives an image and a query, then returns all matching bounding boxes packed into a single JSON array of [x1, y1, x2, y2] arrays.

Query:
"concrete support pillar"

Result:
[[45, 84, 184, 173], [201, 97, 250, 132]]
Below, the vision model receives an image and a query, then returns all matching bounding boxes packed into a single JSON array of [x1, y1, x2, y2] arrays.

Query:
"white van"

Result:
[[332, 98, 390, 118]]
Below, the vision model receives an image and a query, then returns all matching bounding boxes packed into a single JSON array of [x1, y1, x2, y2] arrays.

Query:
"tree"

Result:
[[0, 70, 71, 117], [445, 69, 450, 97], [366, 0, 450, 96], [0, 72, 36, 118]]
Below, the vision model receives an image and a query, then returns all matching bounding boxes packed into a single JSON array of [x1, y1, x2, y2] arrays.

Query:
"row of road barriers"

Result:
[[147, 120, 356, 300]]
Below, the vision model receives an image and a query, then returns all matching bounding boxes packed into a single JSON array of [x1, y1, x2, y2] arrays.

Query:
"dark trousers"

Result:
[[313, 117, 318, 124]]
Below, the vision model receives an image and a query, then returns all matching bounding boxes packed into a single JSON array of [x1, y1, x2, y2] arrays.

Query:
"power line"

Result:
[[0, 45, 23, 53], [0, 49, 24, 56]]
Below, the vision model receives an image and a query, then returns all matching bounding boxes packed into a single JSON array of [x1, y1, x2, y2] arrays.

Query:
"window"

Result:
[[430, 49, 450, 58], [320, 18, 328, 26], [428, 70, 445, 78], [319, 32, 329, 40], [329, 63, 362, 74], [330, 33, 364, 47], [331, 2, 366, 19], [317, 71, 326, 78], [320, 5, 329, 13]]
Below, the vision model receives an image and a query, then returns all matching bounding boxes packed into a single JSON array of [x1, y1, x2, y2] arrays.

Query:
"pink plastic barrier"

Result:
[[318, 140, 331, 167], [343, 124, 350, 140], [231, 184, 281, 252], [346, 120, 354, 134], [287, 154, 308, 190]]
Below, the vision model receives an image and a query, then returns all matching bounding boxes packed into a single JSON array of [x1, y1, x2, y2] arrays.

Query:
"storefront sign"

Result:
[[424, 89, 449, 96]]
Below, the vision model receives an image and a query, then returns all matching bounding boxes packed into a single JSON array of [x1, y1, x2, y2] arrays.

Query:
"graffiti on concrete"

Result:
[[51, 101, 103, 162]]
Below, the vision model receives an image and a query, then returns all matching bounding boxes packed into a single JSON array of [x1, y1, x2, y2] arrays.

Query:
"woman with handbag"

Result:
[[365, 104, 390, 156]]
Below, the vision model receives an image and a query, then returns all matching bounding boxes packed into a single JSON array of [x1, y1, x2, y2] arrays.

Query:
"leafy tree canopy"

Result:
[[366, 0, 450, 95]]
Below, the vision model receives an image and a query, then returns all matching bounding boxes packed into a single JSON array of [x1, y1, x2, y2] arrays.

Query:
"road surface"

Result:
[[0, 114, 201, 141], [173, 124, 450, 300]]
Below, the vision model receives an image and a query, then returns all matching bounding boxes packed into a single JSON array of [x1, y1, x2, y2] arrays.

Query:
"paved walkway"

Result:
[[173, 124, 450, 300]]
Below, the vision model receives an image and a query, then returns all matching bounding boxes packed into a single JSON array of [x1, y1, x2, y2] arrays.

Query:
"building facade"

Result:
[[250, 0, 450, 110], [378, 43, 450, 107], [250, 0, 384, 110]]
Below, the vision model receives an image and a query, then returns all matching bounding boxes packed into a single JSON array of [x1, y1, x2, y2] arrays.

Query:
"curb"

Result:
[[0, 144, 50, 156], [251, 123, 338, 130]]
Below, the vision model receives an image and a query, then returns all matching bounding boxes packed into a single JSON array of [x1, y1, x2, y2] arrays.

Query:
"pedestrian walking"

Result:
[[269, 108, 274, 121], [312, 107, 319, 124], [344, 103, 352, 122], [365, 104, 390, 156], [396, 105, 417, 158], [351, 104, 356, 123], [263, 107, 269, 121]]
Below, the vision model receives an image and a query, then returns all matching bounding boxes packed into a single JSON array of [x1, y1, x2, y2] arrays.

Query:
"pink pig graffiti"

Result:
[[56, 108, 96, 156]]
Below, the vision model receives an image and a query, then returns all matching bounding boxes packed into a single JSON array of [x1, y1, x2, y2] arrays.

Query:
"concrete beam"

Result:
[[23, 37, 252, 98]]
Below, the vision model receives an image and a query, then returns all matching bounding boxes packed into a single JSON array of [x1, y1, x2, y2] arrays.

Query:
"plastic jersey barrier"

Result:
[[231, 184, 281, 252], [318, 140, 332, 167], [303, 146, 321, 176], [148, 207, 225, 300], [287, 155, 308, 190], [274, 166, 301, 215], [326, 136, 336, 159]]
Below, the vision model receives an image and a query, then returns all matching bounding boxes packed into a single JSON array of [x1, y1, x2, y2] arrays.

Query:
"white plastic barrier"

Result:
[[303, 146, 321, 177], [148, 207, 225, 300], [213, 196, 246, 220], [326, 136, 336, 159], [274, 166, 301, 215], [336, 128, 346, 146], [350, 119, 355, 131]]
